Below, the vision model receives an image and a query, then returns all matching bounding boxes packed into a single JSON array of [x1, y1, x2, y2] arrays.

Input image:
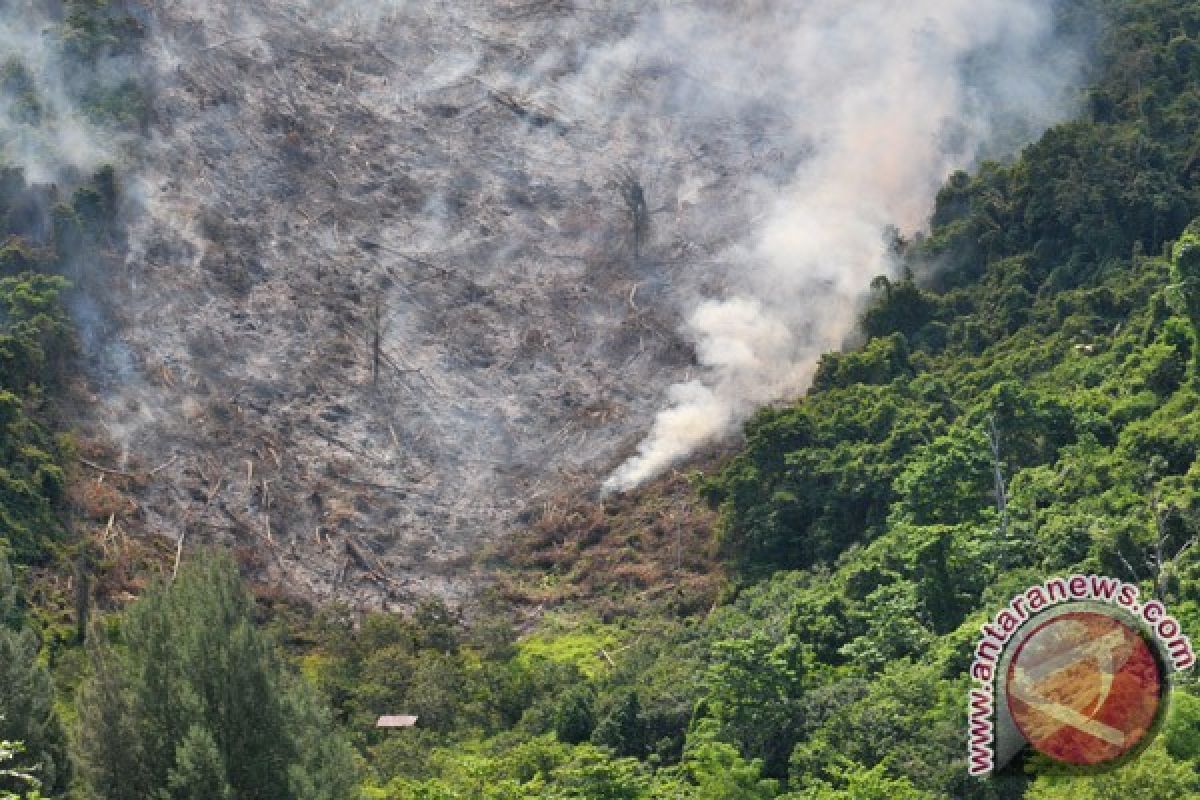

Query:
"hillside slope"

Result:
[[311, 1, 1200, 797], [6, 1, 1200, 799], [56, 0, 850, 608]]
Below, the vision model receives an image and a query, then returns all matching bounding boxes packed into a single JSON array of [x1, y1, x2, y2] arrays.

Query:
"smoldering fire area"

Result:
[[13, 0, 1088, 607]]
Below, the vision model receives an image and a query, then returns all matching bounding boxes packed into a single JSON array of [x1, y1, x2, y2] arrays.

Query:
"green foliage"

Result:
[[861, 274, 938, 341], [592, 691, 647, 759], [1025, 742, 1200, 799], [811, 334, 913, 391], [517, 616, 624, 680], [1171, 219, 1200, 374], [284, 674, 361, 800], [81, 79, 149, 128], [701, 632, 806, 777], [0, 735, 44, 800], [0, 163, 126, 565], [61, 0, 146, 64], [553, 687, 596, 745], [0, 61, 42, 125], [1161, 690, 1200, 762], [73, 553, 359, 800], [0, 555, 68, 797], [165, 726, 234, 800], [673, 718, 779, 799], [11, 2, 1200, 799], [677, 4, 1200, 796], [782, 763, 935, 800], [702, 381, 939, 570], [0, 273, 72, 391], [891, 426, 993, 526], [787, 661, 967, 796], [550, 744, 650, 799]]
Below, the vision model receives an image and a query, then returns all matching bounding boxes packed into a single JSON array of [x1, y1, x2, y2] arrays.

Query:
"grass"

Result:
[[515, 612, 625, 680]]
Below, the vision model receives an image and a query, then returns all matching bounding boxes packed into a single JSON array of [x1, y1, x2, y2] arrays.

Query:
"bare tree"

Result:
[[368, 298, 386, 386], [986, 415, 1009, 539], [1114, 490, 1198, 600], [612, 167, 648, 261], [1147, 492, 1197, 600]]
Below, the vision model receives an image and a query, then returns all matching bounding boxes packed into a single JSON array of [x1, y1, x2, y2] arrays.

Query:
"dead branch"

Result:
[[78, 458, 138, 479], [172, 532, 186, 581], [200, 34, 266, 53], [332, 472, 409, 497], [148, 455, 179, 476]]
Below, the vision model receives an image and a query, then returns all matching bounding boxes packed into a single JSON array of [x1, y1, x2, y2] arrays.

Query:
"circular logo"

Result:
[[1006, 610, 1163, 766]]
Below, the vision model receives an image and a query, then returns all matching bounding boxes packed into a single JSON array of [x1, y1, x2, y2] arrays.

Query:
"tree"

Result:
[[73, 637, 143, 800], [892, 426, 993, 527], [1171, 220, 1200, 377], [593, 691, 647, 759], [0, 735, 44, 800], [405, 650, 467, 732], [284, 675, 361, 800], [861, 276, 935, 340], [0, 555, 68, 797], [838, 580, 933, 669], [1025, 742, 1200, 799], [550, 744, 649, 800], [0, 273, 71, 564], [1161, 689, 1200, 762], [783, 763, 936, 800], [677, 719, 779, 800], [702, 633, 806, 778], [554, 687, 596, 745], [788, 661, 963, 796], [166, 727, 233, 800], [75, 552, 359, 800]]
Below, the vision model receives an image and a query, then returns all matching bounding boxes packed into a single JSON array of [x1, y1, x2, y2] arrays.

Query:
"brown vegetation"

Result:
[[487, 468, 725, 621]]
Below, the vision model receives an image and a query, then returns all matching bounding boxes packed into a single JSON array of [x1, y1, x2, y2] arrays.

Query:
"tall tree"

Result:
[[165, 727, 233, 800], [0, 555, 69, 797], [702, 633, 806, 779], [74, 552, 358, 800], [72, 637, 143, 800], [1172, 220, 1200, 377], [592, 690, 647, 759]]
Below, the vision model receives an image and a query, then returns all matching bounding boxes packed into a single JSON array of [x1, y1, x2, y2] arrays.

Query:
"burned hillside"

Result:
[[76, 1, 781, 605]]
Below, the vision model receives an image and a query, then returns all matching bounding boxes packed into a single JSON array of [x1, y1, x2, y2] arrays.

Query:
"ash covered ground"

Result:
[[76, 1, 787, 606]]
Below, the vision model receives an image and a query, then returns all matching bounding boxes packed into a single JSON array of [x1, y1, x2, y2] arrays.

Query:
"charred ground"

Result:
[[74, 1, 782, 607]]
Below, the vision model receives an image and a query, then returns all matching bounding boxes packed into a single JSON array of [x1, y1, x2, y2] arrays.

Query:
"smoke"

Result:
[[603, 1, 1086, 491], [0, 1, 134, 183], [33, 0, 1088, 601]]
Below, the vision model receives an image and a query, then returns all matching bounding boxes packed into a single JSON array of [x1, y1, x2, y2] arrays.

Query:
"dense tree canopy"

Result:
[[74, 553, 358, 800]]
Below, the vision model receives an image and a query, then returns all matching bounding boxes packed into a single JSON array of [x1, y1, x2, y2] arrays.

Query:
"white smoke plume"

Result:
[[0, 1, 131, 182], [604, 1, 1085, 491]]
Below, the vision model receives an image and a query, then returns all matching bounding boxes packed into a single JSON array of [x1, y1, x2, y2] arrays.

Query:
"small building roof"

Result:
[[376, 715, 418, 728]]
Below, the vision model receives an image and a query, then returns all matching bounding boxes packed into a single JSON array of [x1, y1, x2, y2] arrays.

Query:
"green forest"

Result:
[[6, 0, 1200, 798]]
